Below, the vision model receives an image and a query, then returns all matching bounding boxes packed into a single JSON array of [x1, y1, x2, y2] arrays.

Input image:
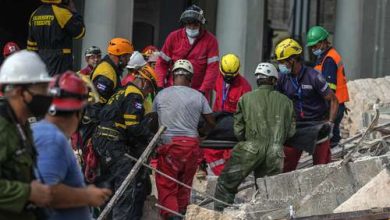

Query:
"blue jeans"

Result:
[[331, 103, 345, 146]]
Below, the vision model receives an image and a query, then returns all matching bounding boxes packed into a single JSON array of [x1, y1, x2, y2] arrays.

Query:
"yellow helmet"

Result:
[[220, 53, 240, 76], [274, 38, 303, 61]]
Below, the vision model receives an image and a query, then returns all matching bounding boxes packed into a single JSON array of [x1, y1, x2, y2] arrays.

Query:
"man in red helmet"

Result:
[[142, 45, 159, 69], [155, 5, 219, 100], [3, 42, 20, 59], [32, 71, 112, 219]]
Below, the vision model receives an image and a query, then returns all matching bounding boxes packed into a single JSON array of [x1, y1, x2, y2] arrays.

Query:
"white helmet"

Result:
[[126, 51, 147, 70], [255, 62, 279, 79], [147, 52, 160, 63], [0, 50, 52, 84], [172, 59, 193, 75]]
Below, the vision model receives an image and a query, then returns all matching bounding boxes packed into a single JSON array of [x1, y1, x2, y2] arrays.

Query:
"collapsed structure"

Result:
[[139, 77, 390, 219]]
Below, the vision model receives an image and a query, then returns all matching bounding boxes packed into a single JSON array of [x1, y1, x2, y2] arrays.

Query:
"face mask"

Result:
[[312, 48, 323, 57], [278, 64, 291, 75], [24, 89, 52, 118], [223, 75, 235, 84], [186, 28, 200, 38]]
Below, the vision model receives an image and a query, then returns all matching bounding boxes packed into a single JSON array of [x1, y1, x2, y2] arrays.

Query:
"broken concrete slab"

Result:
[[223, 154, 390, 219], [185, 204, 237, 220], [333, 168, 390, 213]]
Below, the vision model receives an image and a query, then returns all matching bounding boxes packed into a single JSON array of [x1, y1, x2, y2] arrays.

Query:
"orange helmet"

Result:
[[136, 65, 158, 89], [107, 38, 134, 56]]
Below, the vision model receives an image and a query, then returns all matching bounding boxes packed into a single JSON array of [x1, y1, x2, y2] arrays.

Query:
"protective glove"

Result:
[[326, 121, 335, 139]]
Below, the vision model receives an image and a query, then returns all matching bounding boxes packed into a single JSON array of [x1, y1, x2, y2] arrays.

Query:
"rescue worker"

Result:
[[3, 41, 20, 59], [121, 51, 148, 86], [214, 63, 296, 211], [27, 0, 85, 76], [275, 38, 339, 172], [33, 71, 112, 219], [203, 53, 251, 176], [307, 26, 350, 147], [92, 67, 157, 220], [81, 38, 134, 151], [79, 46, 102, 76], [155, 5, 219, 99], [142, 45, 159, 68], [0, 50, 52, 219], [153, 59, 216, 219]]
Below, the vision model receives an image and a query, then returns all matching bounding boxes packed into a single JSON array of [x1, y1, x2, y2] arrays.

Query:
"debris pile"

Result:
[[343, 76, 390, 137]]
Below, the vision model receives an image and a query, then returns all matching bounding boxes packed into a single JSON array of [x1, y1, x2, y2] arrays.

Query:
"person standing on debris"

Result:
[[203, 53, 251, 176], [155, 5, 219, 99], [275, 38, 339, 172], [92, 67, 157, 220], [214, 63, 295, 211], [32, 71, 112, 220], [153, 59, 215, 219], [0, 50, 53, 219], [79, 46, 102, 76], [307, 26, 350, 148], [27, 0, 85, 76]]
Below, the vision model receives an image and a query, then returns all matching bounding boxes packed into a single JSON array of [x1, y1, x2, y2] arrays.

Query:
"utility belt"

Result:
[[95, 126, 124, 141], [38, 48, 72, 55]]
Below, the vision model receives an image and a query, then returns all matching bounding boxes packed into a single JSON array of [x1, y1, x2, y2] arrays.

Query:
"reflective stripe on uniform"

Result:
[[115, 122, 126, 129], [27, 46, 38, 51], [63, 48, 72, 54], [207, 56, 219, 64], [124, 114, 137, 120], [208, 158, 225, 168], [27, 40, 37, 46], [74, 27, 85, 40], [159, 51, 171, 62], [321, 83, 328, 92], [328, 82, 337, 90], [125, 121, 139, 126]]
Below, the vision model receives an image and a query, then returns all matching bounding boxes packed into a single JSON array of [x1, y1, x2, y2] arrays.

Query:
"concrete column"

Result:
[[216, 0, 265, 87], [81, 0, 134, 67], [334, 0, 363, 80]]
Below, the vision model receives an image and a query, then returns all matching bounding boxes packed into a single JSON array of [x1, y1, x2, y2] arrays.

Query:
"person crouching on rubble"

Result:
[[214, 63, 296, 211], [92, 67, 157, 220], [275, 38, 339, 172], [153, 59, 215, 219]]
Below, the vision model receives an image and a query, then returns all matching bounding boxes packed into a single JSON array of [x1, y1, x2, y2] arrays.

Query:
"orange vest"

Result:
[[314, 48, 349, 103]]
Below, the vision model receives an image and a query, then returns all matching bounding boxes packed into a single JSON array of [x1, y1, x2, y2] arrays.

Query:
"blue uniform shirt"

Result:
[[32, 120, 91, 220], [276, 65, 331, 121]]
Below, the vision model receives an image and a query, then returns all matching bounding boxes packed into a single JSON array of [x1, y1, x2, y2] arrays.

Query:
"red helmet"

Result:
[[3, 42, 20, 58], [48, 71, 88, 113], [142, 45, 159, 58]]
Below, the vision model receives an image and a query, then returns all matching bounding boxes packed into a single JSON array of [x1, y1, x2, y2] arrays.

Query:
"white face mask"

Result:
[[186, 28, 200, 38]]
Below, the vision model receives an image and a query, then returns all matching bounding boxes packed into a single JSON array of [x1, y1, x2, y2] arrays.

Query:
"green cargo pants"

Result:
[[214, 141, 284, 211]]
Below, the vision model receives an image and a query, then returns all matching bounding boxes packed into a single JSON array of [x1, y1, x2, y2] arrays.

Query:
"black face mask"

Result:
[[223, 75, 236, 84], [24, 89, 53, 118]]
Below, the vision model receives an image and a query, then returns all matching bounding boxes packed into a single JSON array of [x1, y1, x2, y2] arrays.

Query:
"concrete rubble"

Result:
[[334, 168, 390, 213], [185, 154, 390, 220], [342, 76, 390, 137]]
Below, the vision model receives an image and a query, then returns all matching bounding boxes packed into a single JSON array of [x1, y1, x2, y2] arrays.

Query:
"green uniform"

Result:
[[0, 100, 37, 220], [214, 85, 296, 211]]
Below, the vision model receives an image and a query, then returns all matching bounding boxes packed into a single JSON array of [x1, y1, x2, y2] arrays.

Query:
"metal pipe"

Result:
[[124, 153, 238, 208], [155, 204, 185, 218]]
